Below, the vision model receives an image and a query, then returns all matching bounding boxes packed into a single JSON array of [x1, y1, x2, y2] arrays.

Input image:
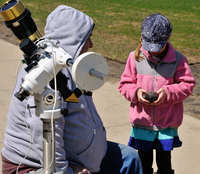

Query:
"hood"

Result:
[[44, 5, 94, 60]]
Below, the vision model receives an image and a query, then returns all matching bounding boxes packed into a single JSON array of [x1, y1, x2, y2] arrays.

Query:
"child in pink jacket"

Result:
[[118, 13, 195, 174]]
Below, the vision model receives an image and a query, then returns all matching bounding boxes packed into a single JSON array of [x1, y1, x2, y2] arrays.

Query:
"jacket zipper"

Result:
[[152, 63, 159, 130]]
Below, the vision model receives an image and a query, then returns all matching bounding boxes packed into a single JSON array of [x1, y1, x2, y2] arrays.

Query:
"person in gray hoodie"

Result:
[[1, 5, 143, 174]]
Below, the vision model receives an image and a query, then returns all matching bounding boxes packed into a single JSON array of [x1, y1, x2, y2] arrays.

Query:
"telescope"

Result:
[[0, 0, 108, 100]]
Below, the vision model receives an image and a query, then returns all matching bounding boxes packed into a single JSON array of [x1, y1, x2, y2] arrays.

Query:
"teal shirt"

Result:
[[130, 127, 178, 142]]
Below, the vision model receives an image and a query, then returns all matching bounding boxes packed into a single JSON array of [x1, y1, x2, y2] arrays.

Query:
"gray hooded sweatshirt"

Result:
[[2, 5, 107, 173]]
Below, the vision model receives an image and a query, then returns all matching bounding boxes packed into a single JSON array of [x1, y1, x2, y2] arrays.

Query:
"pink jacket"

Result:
[[118, 43, 195, 129]]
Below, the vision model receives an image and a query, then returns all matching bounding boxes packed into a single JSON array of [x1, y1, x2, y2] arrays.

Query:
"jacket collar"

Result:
[[141, 42, 176, 64]]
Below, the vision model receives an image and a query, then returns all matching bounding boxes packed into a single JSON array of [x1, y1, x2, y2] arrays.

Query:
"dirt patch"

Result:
[[0, 21, 199, 120]]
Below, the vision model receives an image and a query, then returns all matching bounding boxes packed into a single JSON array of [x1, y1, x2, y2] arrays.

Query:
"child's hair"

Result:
[[134, 36, 144, 61]]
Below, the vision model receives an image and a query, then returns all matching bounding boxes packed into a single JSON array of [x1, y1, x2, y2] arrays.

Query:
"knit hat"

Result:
[[141, 13, 172, 52]]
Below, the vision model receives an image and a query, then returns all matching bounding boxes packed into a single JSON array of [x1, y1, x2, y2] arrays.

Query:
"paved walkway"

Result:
[[0, 39, 199, 173]]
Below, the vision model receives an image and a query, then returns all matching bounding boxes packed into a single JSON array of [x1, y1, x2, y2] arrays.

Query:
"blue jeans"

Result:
[[26, 141, 143, 174], [94, 141, 143, 174]]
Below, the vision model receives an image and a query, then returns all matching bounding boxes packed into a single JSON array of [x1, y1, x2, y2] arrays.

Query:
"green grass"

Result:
[[1, 0, 200, 63]]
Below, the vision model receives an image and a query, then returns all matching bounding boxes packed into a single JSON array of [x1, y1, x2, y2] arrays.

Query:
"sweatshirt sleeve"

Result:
[[163, 56, 195, 104], [55, 116, 74, 174], [118, 52, 140, 103]]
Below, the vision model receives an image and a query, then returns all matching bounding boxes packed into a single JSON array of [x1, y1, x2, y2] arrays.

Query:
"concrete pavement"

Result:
[[0, 39, 199, 174]]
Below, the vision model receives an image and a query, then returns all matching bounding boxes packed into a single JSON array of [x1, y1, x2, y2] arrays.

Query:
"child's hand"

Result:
[[152, 88, 167, 105], [137, 88, 151, 105]]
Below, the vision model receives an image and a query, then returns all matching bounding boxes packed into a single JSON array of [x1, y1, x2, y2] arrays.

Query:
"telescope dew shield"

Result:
[[0, 0, 41, 42]]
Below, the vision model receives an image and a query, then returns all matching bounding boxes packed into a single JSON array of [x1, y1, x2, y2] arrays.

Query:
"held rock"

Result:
[[142, 91, 158, 103]]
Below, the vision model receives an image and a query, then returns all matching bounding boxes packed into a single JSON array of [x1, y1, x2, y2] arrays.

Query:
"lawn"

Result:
[[1, 0, 200, 63]]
